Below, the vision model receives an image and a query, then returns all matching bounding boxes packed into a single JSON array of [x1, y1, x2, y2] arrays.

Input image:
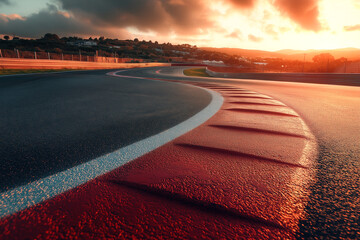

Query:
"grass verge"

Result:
[[183, 68, 210, 77], [0, 69, 74, 76]]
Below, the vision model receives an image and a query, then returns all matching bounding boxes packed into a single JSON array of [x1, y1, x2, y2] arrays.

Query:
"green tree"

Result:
[[54, 48, 63, 53], [43, 33, 60, 42], [312, 53, 335, 64], [312, 53, 335, 72]]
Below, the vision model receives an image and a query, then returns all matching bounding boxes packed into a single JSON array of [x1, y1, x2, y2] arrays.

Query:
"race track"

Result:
[[0, 67, 359, 239]]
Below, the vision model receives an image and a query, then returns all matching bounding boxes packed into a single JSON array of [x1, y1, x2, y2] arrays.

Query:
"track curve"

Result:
[[0, 69, 318, 239]]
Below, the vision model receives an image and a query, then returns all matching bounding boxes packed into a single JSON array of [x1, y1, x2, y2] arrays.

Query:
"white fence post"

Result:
[[15, 49, 20, 58]]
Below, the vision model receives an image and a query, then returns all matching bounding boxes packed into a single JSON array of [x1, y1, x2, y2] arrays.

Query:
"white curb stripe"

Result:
[[0, 70, 223, 218]]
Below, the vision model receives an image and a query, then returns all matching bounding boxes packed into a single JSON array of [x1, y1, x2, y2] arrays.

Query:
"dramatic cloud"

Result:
[[228, 0, 257, 8], [344, 24, 360, 31], [1, 0, 359, 50], [227, 30, 242, 39], [58, 0, 214, 35], [264, 24, 278, 39], [0, 4, 129, 38], [248, 34, 262, 42], [224, 0, 321, 31], [0, 0, 325, 41], [0, 0, 10, 5], [226, 29, 242, 39], [0, 13, 24, 22], [272, 0, 321, 31]]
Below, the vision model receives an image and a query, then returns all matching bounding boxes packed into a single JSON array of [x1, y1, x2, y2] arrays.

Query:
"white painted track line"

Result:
[[0, 71, 223, 218]]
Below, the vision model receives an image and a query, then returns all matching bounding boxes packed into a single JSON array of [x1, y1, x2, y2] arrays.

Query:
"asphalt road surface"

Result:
[[0, 69, 211, 192], [1, 67, 359, 239], [118, 66, 360, 238], [207, 71, 360, 86], [159, 67, 360, 238]]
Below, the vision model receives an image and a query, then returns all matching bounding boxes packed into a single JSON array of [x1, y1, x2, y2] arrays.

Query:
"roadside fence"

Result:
[[0, 49, 145, 64]]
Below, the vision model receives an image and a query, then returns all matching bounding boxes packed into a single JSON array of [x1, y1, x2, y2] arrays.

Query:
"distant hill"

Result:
[[201, 47, 286, 59], [201, 47, 360, 61], [278, 48, 360, 61]]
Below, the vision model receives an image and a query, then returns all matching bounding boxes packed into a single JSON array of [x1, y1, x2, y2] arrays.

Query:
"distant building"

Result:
[[172, 50, 188, 55], [83, 41, 97, 46], [203, 60, 225, 66], [254, 62, 268, 66], [67, 40, 97, 47]]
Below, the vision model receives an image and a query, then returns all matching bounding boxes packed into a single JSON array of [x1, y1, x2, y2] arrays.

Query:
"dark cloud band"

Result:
[[58, 0, 322, 33], [0, 0, 324, 40], [58, 0, 214, 35], [272, 0, 321, 31], [0, 0, 10, 5], [0, 4, 129, 38]]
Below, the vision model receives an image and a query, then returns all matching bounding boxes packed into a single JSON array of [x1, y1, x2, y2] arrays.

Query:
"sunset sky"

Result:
[[1, 0, 360, 51]]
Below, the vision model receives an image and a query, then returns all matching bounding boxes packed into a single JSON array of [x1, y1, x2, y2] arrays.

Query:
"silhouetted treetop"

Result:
[[42, 33, 61, 42], [313, 53, 335, 63]]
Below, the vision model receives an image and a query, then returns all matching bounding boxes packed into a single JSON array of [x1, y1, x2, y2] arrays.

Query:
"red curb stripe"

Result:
[[0, 74, 317, 239]]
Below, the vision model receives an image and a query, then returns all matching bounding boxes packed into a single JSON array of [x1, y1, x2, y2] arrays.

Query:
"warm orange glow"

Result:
[[128, 0, 360, 51], [1, 0, 359, 51]]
